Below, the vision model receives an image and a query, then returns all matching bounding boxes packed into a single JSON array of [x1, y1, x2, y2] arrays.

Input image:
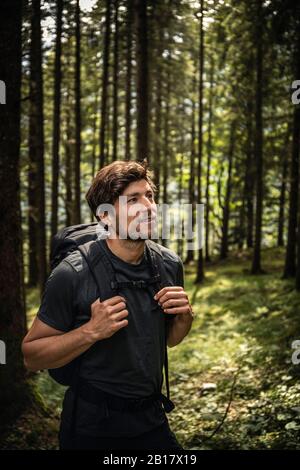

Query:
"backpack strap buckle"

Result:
[[159, 392, 175, 413], [110, 280, 119, 291], [131, 279, 146, 288]]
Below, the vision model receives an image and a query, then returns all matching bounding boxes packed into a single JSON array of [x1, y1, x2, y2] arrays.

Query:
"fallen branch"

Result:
[[203, 366, 242, 441]]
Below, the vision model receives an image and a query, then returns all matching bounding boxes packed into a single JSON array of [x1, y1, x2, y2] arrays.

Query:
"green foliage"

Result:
[[167, 247, 300, 449]]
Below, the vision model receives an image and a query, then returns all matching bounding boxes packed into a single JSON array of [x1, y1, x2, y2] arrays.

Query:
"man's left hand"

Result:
[[154, 286, 193, 317]]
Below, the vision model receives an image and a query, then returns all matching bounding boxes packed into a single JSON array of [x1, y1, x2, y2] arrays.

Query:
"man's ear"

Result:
[[98, 210, 111, 228]]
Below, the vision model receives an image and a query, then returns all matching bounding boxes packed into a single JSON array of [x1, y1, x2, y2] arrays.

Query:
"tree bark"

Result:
[[0, 0, 28, 428], [99, 0, 111, 168], [73, 0, 81, 224], [195, 0, 205, 283], [65, 87, 73, 227], [185, 59, 197, 264], [278, 123, 291, 247], [286, 171, 300, 277], [112, 0, 119, 162], [285, 42, 300, 278], [125, 0, 133, 161], [293, 7, 300, 288], [251, 0, 264, 274], [220, 121, 236, 259], [153, 22, 164, 201], [135, 0, 149, 161], [239, 96, 254, 249], [177, 130, 184, 259], [161, 45, 171, 248], [51, 0, 63, 240], [28, 0, 47, 290], [205, 57, 214, 261]]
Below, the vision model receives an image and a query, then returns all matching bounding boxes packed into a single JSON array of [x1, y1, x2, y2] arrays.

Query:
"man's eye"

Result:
[[129, 198, 137, 203]]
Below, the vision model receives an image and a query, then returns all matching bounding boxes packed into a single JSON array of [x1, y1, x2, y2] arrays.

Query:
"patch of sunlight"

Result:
[[25, 287, 40, 328], [169, 312, 254, 376], [203, 269, 215, 278], [205, 304, 223, 316], [36, 370, 65, 413], [203, 278, 236, 298]]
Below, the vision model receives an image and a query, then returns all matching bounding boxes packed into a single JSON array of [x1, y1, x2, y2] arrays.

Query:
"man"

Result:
[[22, 160, 194, 450]]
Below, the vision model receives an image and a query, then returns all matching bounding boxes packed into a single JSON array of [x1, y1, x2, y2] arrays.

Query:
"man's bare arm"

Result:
[[154, 286, 194, 348], [166, 311, 194, 348], [22, 296, 128, 372]]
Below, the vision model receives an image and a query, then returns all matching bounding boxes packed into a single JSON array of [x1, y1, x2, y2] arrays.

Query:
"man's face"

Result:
[[111, 179, 157, 240]]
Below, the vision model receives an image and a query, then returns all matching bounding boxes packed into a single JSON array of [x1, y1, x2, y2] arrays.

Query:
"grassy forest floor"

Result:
[[1, 246, 300, 450]]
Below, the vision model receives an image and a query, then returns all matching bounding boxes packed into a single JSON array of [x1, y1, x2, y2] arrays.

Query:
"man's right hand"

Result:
[[22, 296, 128, 371], [83, 296, 129, 343]]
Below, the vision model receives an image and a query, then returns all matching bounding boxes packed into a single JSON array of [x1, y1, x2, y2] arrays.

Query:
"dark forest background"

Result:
[[1, 0, 300, 450]]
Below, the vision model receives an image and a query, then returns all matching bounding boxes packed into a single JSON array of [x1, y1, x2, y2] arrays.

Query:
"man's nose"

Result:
[[141, 196, 154, 211]]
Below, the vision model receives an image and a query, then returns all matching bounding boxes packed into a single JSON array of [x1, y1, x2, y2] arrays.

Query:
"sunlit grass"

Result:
[[167, 248, 300, 449]]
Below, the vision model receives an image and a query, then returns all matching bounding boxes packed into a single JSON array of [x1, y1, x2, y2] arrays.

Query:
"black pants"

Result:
[[59, 420, 183, 450]]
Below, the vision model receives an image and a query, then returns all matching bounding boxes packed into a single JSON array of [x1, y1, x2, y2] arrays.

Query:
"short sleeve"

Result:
[[37, 260, 77, 332]]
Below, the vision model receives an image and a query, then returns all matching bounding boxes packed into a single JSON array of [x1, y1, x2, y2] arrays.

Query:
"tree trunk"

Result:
[[153, 75, 162, 201], [65, 87, 73, 227], [51, 0, 63, 240], [99, 0, 111, 168], [73, 0, 81, 224], [205, 57, 214, 262], [293, 7, 300, 288], [285, 44, 300, 278], [135, 0, 149, 161], [251, 0, 264, 275], [278, 123, 291, 247], [112, 0, 119, 162], [161, 45, 171, 248], [220, 121, 236, 260], [195, 0, 205, 283], [28, 0, 47, 290], [185, 60, 197, 264], [91, 93, 99, 180], [28, 163, 38, 286], [177, 136, 184, 259], [0, 0, 28, 428], [125, 0, 133, 161], [240, 95, 254, 250], [91, 102, 98, 223], [153, 23, 164, 202]]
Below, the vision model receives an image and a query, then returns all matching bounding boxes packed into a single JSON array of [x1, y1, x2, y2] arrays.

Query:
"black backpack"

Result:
[[48, 222, 174, 405]]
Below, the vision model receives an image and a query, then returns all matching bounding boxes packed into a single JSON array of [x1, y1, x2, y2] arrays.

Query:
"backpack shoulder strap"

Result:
[[145, 240, 176, 412], [77, 239, 119, 300], [145, 240, 170, 289]]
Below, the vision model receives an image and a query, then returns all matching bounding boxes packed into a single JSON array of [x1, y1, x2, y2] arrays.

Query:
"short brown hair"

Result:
[[86, 160, 157, 220]]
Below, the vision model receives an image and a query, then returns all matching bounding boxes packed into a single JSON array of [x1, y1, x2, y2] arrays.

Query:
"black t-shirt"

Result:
[[38, 239, 184, 438]]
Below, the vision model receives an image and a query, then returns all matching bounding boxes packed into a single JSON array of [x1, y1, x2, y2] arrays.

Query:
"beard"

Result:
[[113, 214, 155, 242], [112, 222, 146, 252]]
